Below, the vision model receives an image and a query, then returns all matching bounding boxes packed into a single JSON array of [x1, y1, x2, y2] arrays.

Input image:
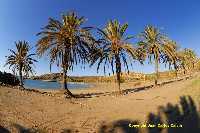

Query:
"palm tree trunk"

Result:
[[116, 72, 121, 93], [183, 65, 186, 75], [115, 55, 121, 93], [192, 63, 195, 72], [175, 70, 178, 78], [155, 59, 159, 86], [62, 69, 74, 98], [19, 65, 23, 87], [174, 64, 178, 78]]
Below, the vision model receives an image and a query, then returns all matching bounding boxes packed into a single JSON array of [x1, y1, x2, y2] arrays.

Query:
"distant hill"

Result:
[[30, 72, 146, 83], [31, 73, 61, 80], [30, 70, 179, 83]]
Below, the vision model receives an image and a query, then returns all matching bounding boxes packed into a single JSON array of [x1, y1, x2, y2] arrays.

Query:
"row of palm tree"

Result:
[[5, 11, 199, 97]]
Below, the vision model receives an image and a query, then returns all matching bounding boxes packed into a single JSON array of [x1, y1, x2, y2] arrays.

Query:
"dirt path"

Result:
[[0, 75, 198, 132]]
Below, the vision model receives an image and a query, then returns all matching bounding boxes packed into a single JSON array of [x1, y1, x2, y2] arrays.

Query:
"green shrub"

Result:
[[0, 71, 20, 86]]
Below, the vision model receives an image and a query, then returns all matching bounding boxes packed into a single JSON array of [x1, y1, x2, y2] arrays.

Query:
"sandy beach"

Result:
[[0, 73, 200, 133]]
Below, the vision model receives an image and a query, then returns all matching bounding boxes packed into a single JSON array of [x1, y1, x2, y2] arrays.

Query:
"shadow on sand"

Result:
[[0, 126, 9, 133], [73, 84, 155, 98], [0, 123, 74, 133], [1, 95, 199, 133], [99, 95, 200, 133], [74, 76, 192, 99]]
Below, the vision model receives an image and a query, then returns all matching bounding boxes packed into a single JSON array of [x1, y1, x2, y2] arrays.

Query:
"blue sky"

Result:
[[0, 0, 200, 76]]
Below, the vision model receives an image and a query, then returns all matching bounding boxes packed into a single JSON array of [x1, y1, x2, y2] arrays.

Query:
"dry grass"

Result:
[[181, 76, 200, 106]]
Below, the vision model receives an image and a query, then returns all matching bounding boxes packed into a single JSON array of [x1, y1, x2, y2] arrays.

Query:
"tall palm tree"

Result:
[[5, 41, 37, 87], [36, 12, 94, 97], [90, 20, 140, 93], [139, 25, 174, 85]]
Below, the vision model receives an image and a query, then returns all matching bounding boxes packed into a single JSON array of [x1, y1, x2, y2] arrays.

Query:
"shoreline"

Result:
[[9, 74, 196, 98]]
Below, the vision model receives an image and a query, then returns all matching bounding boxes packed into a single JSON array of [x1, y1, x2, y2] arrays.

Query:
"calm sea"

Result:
[[24, 79, 91, 89]]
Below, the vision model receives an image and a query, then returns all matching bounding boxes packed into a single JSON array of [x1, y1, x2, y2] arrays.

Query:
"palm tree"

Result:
[[5, 41, 37, 87], [177, 50, 187, 75], [185, 48, 197, 71], [36, 12, 94, 97], [195, 58, 200, 71], [162, 40, 180, 77], [90, 20, 140, 93], [139, 25, 174, 85], [178, 48, 197, 74]]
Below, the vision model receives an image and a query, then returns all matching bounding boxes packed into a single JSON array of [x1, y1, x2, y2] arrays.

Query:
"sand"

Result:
[[0, 73, 199, 133]]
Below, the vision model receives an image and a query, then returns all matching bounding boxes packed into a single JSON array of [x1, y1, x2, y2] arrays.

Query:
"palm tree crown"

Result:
[[162, 40, 180, 74], [178, 48, 197, 74]]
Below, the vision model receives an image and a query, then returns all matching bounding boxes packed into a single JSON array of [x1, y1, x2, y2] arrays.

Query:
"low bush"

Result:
[[0, 71, 20, 86]]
